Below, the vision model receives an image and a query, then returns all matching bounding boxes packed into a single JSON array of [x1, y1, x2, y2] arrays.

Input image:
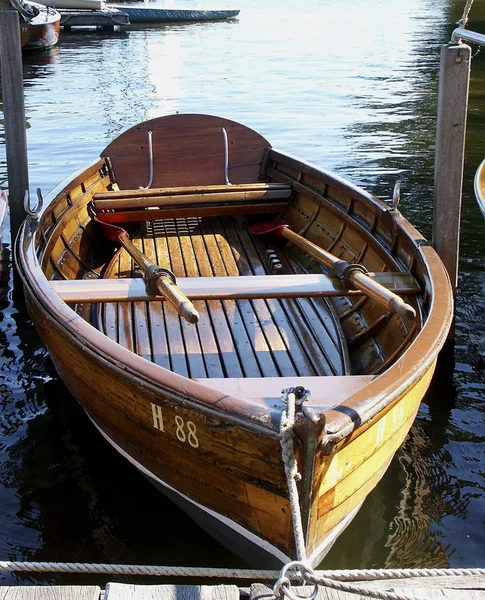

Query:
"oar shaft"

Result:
[[117, 235, 152, 271], [281, 228, 416, 320], [117, 234, 199, 324]]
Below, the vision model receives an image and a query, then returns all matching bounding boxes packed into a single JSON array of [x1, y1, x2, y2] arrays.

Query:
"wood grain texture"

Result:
[[1, 588, 100, 600], [51, 272, 421, 304], [16, 114, 454, 565], [105, 584, 239, 600], [101, 114, 271, 189], [0, 11, 29, 238], [433, 43, 471, 293], [250, 583, 485, 600], [100, 216, 344, 379]]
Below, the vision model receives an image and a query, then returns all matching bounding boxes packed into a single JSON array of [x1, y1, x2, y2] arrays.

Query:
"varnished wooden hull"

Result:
[[20, 2, 60, 51], [15, 114, 454, 566]]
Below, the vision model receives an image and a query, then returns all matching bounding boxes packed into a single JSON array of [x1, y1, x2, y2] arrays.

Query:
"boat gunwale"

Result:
[[16, 149, 453, 442], [474, 158, 485, 218], [269, 148, 396, 214], [29, 8, 61, 26]]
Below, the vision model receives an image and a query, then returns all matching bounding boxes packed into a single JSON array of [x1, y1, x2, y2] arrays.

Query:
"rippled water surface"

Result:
[[2, 0, 485, 584]]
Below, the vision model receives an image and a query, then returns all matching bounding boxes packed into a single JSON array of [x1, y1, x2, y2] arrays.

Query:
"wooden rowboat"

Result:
[[474, 158, 485, 219], [15, 113, 453, 567]]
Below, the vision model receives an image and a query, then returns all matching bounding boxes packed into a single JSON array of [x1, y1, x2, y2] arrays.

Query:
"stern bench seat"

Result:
[[92, 183, 293, 222]]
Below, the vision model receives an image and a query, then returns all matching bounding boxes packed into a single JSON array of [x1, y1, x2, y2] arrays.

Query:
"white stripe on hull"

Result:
[[88, 416, 368, 567], [89, 416, 292, 566]]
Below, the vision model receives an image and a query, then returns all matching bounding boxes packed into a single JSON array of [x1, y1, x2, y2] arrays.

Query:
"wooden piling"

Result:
[[433, 42, 471, 341], [0, 10, 29, 241]]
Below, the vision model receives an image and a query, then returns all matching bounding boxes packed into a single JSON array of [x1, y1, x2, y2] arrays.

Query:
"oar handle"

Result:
[[346, 270, 416, 320], [281, 228, 416, 320], [117, 233, 199, 324], [154, 276, 200, 324]]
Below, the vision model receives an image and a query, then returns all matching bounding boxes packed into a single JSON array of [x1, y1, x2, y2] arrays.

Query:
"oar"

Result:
[[250, 220, 416, 320], [93, 215, 200, 324]]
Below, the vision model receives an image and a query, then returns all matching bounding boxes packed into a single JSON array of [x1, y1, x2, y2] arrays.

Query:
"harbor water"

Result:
[[2, 0, 485, 584]]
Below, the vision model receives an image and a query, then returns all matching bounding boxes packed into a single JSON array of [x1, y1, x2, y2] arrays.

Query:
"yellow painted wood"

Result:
[[307, 363, 436, 554]]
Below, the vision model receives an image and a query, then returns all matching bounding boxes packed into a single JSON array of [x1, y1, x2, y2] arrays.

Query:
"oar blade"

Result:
[[249, 220, 288, 236], [92, 212, 129, 242]]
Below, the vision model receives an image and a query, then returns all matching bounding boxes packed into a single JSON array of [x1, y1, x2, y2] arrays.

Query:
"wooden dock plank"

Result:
[[3, 578, 485, 600], [105, 583, 239, 600], [1, 587, 100, 600], [250, 580, 485, 600]]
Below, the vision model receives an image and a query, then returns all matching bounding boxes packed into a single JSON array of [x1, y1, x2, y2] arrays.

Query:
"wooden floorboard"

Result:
[[99, 216, 346, 379]]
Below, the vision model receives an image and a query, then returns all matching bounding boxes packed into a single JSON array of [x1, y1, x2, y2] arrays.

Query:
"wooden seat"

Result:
[[92, 183, 292, 223], [93, 183, 291, 204], [194, 375, 375, 410], [52, 272, 421, 304]]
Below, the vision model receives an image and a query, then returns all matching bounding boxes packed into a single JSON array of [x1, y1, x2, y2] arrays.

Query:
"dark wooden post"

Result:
[[0, 10, 29, 241], [433, 42, 471, 342]]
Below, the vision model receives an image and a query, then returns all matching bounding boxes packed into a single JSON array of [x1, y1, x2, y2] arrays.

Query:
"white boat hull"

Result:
[[107, 4, 239, 23], [37, 0, 103, 10]]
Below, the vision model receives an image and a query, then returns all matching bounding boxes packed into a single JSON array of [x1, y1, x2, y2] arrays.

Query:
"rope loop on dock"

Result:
[[273, 561, 319, 600], [293, 564, 420, 600]]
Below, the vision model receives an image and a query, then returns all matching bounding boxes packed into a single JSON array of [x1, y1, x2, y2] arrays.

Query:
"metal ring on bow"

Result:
[[273, 561, 319, 600]]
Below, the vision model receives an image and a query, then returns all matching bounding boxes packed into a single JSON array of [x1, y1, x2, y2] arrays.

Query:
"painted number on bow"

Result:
[[175, 415, 199, 448], [151, 403, 199, 448]]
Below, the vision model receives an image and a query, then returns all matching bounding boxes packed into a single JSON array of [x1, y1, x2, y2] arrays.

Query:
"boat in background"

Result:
[[107, 2, 239, 23], [0, 190, 6, 247], [6, 0, 61, 51], [474, 158, 485, 219], [15, 113, 453, 567]]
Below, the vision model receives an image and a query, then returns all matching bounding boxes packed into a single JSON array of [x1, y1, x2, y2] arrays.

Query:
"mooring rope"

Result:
[[275, 389, 484, 600], [271, 561, 485, 600], [3, 396, 482, 600], [275, 562, 413, 600], [4, 560, 485, 600], [0, 562, 278, 578], [276, 395, 417, 600], [2, 561, 485, 580], [458, 0, 474, 28], [279, 389, 307, 563]]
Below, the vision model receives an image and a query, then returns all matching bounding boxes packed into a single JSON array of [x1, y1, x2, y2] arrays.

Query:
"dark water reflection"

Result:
[[2, 0, 485, 585]]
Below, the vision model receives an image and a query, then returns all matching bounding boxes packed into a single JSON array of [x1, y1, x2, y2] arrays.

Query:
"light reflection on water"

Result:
[[1, 0, 485, 584]]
